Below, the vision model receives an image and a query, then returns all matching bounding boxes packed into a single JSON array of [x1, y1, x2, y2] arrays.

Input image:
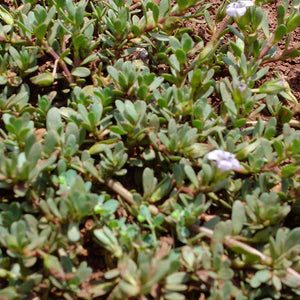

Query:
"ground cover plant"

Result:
[[0, 0, 300, 298]]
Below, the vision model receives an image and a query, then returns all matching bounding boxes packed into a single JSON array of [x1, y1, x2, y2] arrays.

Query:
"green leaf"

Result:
[[175, 49, 186, 64], [27, 142, 41, 168], [234, 118, 246, 128], [46, 107, 62, 131], [260, 138, 273, 163], [284, 228, 300, 251], [291, 138, 300, 154], [0, 5, 13, 25], [274, 140, 284, 158], [34, 5, 47, 24], [71, 67, 91, 77], [83, 282, 113, 297], [282, 49, 300, 59], [137, 85, 149, 99], [264, 118, 276, 139], [143, 168, 157, 198], [107, 66, 119, 82], [110, 125, 127, 135], [150, 176, 173, 203], [281, 273, 300, 288], [152, 4, 159, 23], [9, 47, 22, 69], [124, 100, 138, 124], [281, 164, 299, 178], [231, 200, 246, 235], [0, 287, 18, 299], [35, 23, 47, 41], [181, 33, 194, 53], [184, 165, 199, 189], [272, 275, 282, 291], [177, 0, 187, 11], [131, 25, 140, 36], [47, 198, 62, 219], [164, 292, 185, 300], [153, 214, 165, 226], [0, 75, 7, 85], [73, 34, 87, 49], [166, 272, 188, 285], [81, 53, 98, 66], [250, 270, 272, 288], [169, 54, 180, 72], [75, 1, 86, 26], [159, 0, 170, 18], [273, 24, 287, 44], [277, 5, 286, 25], [43, 254, 65, 278], [229, 41, 242, 57], [162, 73, 177, 84], [252, 7, 263, 31], [279, 106, 293, 123], [143, 148, 156, 161], [118, 73, 128, 90], [31, 73, 54, 86], [151, 33, 170, 42], [286, 14, 300, 33], [102, 199, 118, 214], [204, 10, 213, 31], [170, 37, 181, 50]]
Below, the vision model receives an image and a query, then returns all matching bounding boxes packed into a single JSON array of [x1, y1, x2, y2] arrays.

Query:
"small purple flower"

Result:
[[233, 81, 247, 93], [207, 150, 241, 172], [226, 1, 254, 18]]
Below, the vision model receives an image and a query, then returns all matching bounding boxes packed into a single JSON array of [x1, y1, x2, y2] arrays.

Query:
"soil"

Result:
[[188, 0, 300, 103]]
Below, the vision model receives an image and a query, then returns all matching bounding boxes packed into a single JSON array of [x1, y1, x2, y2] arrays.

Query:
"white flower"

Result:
[[207, 150, 241, 172], [226, 1, 254, 18]]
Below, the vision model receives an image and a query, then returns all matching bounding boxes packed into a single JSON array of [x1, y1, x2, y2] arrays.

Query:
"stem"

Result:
[[105, 178, 137, 207], [128, 2, 202, 41], [130, 2, 141, 11], [195, 16, 230, 67], [246, 119, 300, 129], [189, 224, 300, 282], [107, 177, 300, 283], [44, 43, 74, 84], [261, 42, 300, 65], [258, 34, 274, 60], [52, 59, 58, 78], [181, 16, 230, 76]]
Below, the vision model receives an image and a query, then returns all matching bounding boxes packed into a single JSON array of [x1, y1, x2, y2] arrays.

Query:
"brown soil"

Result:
[[184, 0, 300, 103]]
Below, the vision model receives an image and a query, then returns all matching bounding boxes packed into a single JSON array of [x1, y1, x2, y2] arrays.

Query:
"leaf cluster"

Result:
[[0, 0, 300, 299]]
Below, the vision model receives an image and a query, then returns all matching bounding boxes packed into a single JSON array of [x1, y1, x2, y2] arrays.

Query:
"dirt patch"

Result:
[[184, 0, 300, 101]]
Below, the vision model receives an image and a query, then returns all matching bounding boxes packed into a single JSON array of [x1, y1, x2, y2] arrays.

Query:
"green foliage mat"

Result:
[[0, 0, 300, 299]]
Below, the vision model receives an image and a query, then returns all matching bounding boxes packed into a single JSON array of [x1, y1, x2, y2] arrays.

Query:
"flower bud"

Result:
[[257, 79, 287, 95], [0, 6, 13, 25]]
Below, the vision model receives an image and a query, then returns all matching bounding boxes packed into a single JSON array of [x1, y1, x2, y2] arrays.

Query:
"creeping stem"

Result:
[[261, 42, 300, 64], [44, 43, 74, 84], [106, 176, 300, 284]]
